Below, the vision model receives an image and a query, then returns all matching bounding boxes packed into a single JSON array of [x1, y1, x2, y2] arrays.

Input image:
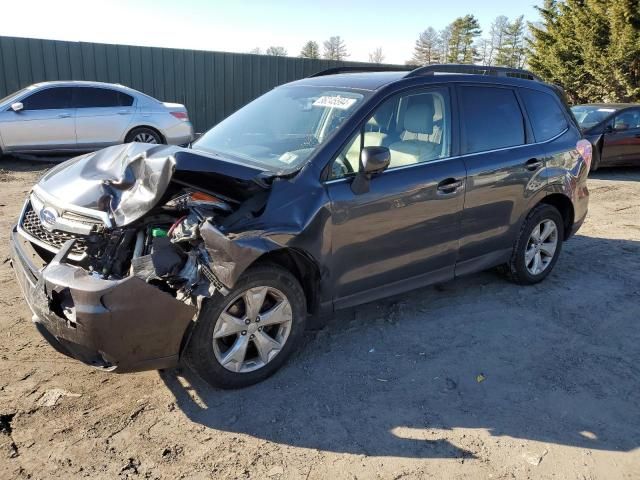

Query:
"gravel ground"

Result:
[[1, 156, 639, 479]]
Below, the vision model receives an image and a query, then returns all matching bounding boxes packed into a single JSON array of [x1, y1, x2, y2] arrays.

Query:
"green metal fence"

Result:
[[0, 36, 400, 132]]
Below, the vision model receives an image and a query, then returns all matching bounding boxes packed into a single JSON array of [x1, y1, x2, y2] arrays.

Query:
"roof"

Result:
[[31, 80, 136, 92], [287, 71, 409, 91], [573, 103, 639, 109], [287, 71, 553, 93]]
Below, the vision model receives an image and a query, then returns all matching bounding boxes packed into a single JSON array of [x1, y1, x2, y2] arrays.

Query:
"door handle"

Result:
[[525, 158, 543, 171], [57, 113, 71, 118], [117, 110, 130, 115], [437, 178, 464, 194]]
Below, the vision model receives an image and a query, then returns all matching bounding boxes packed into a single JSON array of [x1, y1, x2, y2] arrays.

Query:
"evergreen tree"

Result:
[[447, 15, 482, 63], [411, 28, 440, 65], [528, 0, 640, 103], [323, 36, 349, 60], [495, 15, 527, 68], [300, 41, 320, 59], [487, 15, 510, 66]]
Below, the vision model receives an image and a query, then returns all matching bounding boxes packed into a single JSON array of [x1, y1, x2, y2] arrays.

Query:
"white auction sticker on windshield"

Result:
[[313, 95, 357, 110]]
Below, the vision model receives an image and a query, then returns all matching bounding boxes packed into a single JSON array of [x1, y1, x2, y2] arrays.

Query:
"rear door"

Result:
[[455, 84, 546, 276], [0, 87, 75, 151], [602, 108, 640, 165], [72, 87, 135, 147]]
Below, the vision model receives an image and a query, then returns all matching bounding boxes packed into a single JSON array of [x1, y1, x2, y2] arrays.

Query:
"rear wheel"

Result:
[[184, 264, 307, 389], [126, 127, 163, 144], [502, 204, 564, 285]]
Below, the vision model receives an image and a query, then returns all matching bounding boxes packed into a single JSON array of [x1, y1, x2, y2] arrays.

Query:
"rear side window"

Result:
[[21, 88, 72, 110], [520, 88, 568, 141], [459, 86, 525, 154], [73, 88, 134, 108]]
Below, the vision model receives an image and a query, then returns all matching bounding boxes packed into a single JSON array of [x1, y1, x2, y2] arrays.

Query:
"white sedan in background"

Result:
[[0, 81, 193, 155]]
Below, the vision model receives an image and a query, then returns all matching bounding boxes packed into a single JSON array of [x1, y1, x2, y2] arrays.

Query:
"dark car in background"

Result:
[[572, 103, 640, 170], [10, 65, 591, 388]]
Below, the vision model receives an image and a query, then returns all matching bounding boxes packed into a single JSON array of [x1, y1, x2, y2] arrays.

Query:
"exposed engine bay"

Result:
[[18, 143, 277, 308], [84, 188, 234, 300]]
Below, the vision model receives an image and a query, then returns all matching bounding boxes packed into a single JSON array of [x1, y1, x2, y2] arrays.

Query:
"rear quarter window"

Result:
[[520, 88, 568, 141], [459, 86, 525, 154]]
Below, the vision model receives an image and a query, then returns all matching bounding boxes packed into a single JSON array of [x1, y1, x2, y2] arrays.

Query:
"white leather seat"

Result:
[[388, 102, 438, 167]]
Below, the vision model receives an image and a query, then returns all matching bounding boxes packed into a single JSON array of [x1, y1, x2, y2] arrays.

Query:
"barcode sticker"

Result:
[[313, 95, 357, 110]]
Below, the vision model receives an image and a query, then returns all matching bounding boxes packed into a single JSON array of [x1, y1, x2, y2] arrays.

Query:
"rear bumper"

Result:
[[9, 226, 195, 373], [163, 121, 194, 146]]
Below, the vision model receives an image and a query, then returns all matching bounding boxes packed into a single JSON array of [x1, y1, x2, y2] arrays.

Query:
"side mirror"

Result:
[[351, 146, 391, 195], [10, 102, 23, 112]]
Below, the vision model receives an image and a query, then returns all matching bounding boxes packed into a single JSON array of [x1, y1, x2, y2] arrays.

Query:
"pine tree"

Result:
[[323, 36, 349, 61], [495, 15, 527, 68], [447, 15, 482, 63], [300, 41, 320, 59], [528, 0, 640, 103], [412, 28, 440, 65], [487, 15, 510, 66]]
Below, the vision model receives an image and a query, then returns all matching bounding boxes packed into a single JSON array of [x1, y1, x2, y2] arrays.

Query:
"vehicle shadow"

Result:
[[0, 154, 58, 172], [164, 233, 640, 459], [590, 167, 640, 182]]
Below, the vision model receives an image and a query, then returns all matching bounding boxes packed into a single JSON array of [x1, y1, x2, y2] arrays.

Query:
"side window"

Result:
[[520, 88, 568, 141], [613, 109, 640, 131], [119, 92, 134, 107], [21, 88, 72, 110], [73, 88, 127, 108], [459, 86, 525, 154], [330, 88, 451, 179]]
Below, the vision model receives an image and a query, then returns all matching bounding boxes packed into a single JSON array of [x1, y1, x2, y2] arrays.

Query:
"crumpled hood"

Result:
[[37, 143, 267, 227]]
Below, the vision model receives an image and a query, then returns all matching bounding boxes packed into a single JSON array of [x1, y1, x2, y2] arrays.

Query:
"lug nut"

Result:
[[241, 330, 247, 336], [256, 316, 261, 323], [258, 326, 263, 332], [250, 334, 255, 339], [245, 319, 251, 325]]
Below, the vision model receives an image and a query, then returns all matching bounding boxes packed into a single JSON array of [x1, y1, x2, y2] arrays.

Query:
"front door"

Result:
[[602, 108, 640, 165], [0, 87, 75, 151], [325, 86, 466, 306]]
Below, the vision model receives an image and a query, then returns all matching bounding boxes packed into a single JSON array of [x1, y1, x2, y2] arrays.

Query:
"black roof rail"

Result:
[[405, 64, 541, 81], [309, 66, 413, 78]]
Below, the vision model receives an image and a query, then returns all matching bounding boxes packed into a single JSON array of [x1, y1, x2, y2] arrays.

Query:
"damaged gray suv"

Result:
[[10, 65, 591, 388]]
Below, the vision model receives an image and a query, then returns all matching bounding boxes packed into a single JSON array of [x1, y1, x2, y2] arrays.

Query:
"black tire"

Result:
[[125, 127, 163, 145], [184, 264, 307, 389], [502, 204, 564, 285]]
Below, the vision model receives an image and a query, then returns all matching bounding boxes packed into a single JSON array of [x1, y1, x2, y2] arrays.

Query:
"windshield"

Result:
[[571, 105, 618, 129], [193, 86, 368, 171]]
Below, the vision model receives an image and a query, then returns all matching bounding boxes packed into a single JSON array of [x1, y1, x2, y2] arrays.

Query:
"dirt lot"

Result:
[[0, 157, 639, 480]]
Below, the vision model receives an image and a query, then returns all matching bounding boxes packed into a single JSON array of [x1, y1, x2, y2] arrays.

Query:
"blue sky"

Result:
[[3, 0, 541, 63]]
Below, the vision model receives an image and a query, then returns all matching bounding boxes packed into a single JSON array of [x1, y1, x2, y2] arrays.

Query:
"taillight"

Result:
[[576, 139, 592, 171], [170, 111, 189, 121]]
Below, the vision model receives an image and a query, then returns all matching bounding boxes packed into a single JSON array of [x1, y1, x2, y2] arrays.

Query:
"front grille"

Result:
[[21, 203, 89, 257]]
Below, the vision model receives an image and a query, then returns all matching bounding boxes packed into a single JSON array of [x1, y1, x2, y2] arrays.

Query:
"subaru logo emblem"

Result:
[[40, 207, 58, 229]]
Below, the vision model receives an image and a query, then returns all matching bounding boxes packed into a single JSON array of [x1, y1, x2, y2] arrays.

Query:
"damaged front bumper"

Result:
[[10, 226, 196, 373]]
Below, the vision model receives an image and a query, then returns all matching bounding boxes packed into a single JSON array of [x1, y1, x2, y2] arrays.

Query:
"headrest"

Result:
[[404, 99, 434, 134]]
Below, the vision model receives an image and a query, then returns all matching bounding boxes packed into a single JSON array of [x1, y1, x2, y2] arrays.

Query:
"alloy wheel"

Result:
[[525, 219, 559, 275], [133, 132, 158, 144], [212, 286, 293, 373]]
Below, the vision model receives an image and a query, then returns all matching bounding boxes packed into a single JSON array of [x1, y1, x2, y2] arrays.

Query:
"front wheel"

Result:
[[184, 264, 307, 389], [502, 204, 564, 285]]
